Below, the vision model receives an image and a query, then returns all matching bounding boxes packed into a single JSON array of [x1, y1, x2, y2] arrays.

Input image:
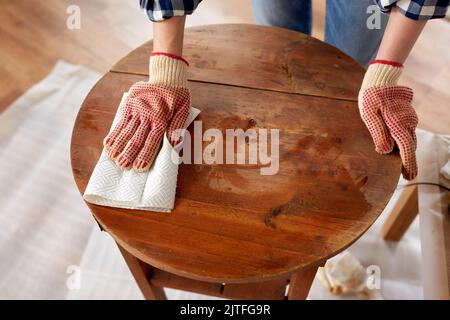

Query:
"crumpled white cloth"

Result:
[[83, 93, 200, 212], [440, 146, 450, 180]]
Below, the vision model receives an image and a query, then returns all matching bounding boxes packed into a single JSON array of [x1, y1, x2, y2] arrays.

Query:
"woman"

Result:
[[103, 0, 449, 180]]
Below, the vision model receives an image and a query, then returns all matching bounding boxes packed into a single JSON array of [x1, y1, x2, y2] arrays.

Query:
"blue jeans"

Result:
[[252, 0, 388, 67]]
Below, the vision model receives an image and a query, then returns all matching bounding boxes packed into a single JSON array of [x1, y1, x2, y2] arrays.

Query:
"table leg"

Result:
[[117, 242, 167, 300], [287, 263, 321, 300], [382, 184, 419, 241]]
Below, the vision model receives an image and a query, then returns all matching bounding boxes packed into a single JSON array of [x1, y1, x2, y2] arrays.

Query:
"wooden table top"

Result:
[[71, 24, 401, 283]]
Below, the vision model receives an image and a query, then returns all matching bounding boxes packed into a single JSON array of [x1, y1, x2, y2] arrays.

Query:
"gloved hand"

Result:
[[358, 60, 418, 180], [103, 53, 191, 172]]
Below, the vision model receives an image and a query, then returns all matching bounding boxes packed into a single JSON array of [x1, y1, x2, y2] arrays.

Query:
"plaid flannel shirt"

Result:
[[139, 0, 203, 21], [376, 0, 449, 20], [140, 0, 449, 21]]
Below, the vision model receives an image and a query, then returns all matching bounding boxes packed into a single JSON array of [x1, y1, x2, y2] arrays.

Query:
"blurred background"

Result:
[[0, 0, 449, 300]]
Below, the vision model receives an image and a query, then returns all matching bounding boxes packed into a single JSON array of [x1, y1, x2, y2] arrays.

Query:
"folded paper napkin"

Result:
[[84, 93, 200, 212]]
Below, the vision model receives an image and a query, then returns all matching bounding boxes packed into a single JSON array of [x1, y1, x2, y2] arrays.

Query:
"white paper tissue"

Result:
[[83, 93, 200, 212]]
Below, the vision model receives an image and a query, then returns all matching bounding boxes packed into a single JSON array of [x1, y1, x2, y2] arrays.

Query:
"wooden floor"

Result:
[[0, 0, 448, 133]]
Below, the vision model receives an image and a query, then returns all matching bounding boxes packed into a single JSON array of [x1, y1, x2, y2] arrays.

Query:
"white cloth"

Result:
[[416, 130, 450, 299], [440, 146, 450, 180], [83, 93, 200, 212], [0, 61, 100, 299]]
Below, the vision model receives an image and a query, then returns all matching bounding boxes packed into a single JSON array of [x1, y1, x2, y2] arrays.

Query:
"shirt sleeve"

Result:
[[140, 0, 203, 22], [375, 0, 449, 20]]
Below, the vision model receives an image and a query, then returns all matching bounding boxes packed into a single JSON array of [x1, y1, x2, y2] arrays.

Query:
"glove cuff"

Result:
[[360, 60, 403, 93], [149, 53, 188, 87]]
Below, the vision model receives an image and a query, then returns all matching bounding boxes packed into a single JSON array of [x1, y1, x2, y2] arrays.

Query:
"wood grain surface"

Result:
[[111, 24, 366, 101], [71, 24, 401, 283]]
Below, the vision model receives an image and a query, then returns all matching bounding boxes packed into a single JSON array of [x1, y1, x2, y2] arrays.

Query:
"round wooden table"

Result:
[[71, 24, 401, 300]]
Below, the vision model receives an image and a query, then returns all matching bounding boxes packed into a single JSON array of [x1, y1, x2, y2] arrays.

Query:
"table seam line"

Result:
[[108, 70, 359, 103]]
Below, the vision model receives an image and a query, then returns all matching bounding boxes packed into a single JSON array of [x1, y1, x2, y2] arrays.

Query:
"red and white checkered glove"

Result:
[[104, 53, 191, 172], [358, 60, 418, 180]]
